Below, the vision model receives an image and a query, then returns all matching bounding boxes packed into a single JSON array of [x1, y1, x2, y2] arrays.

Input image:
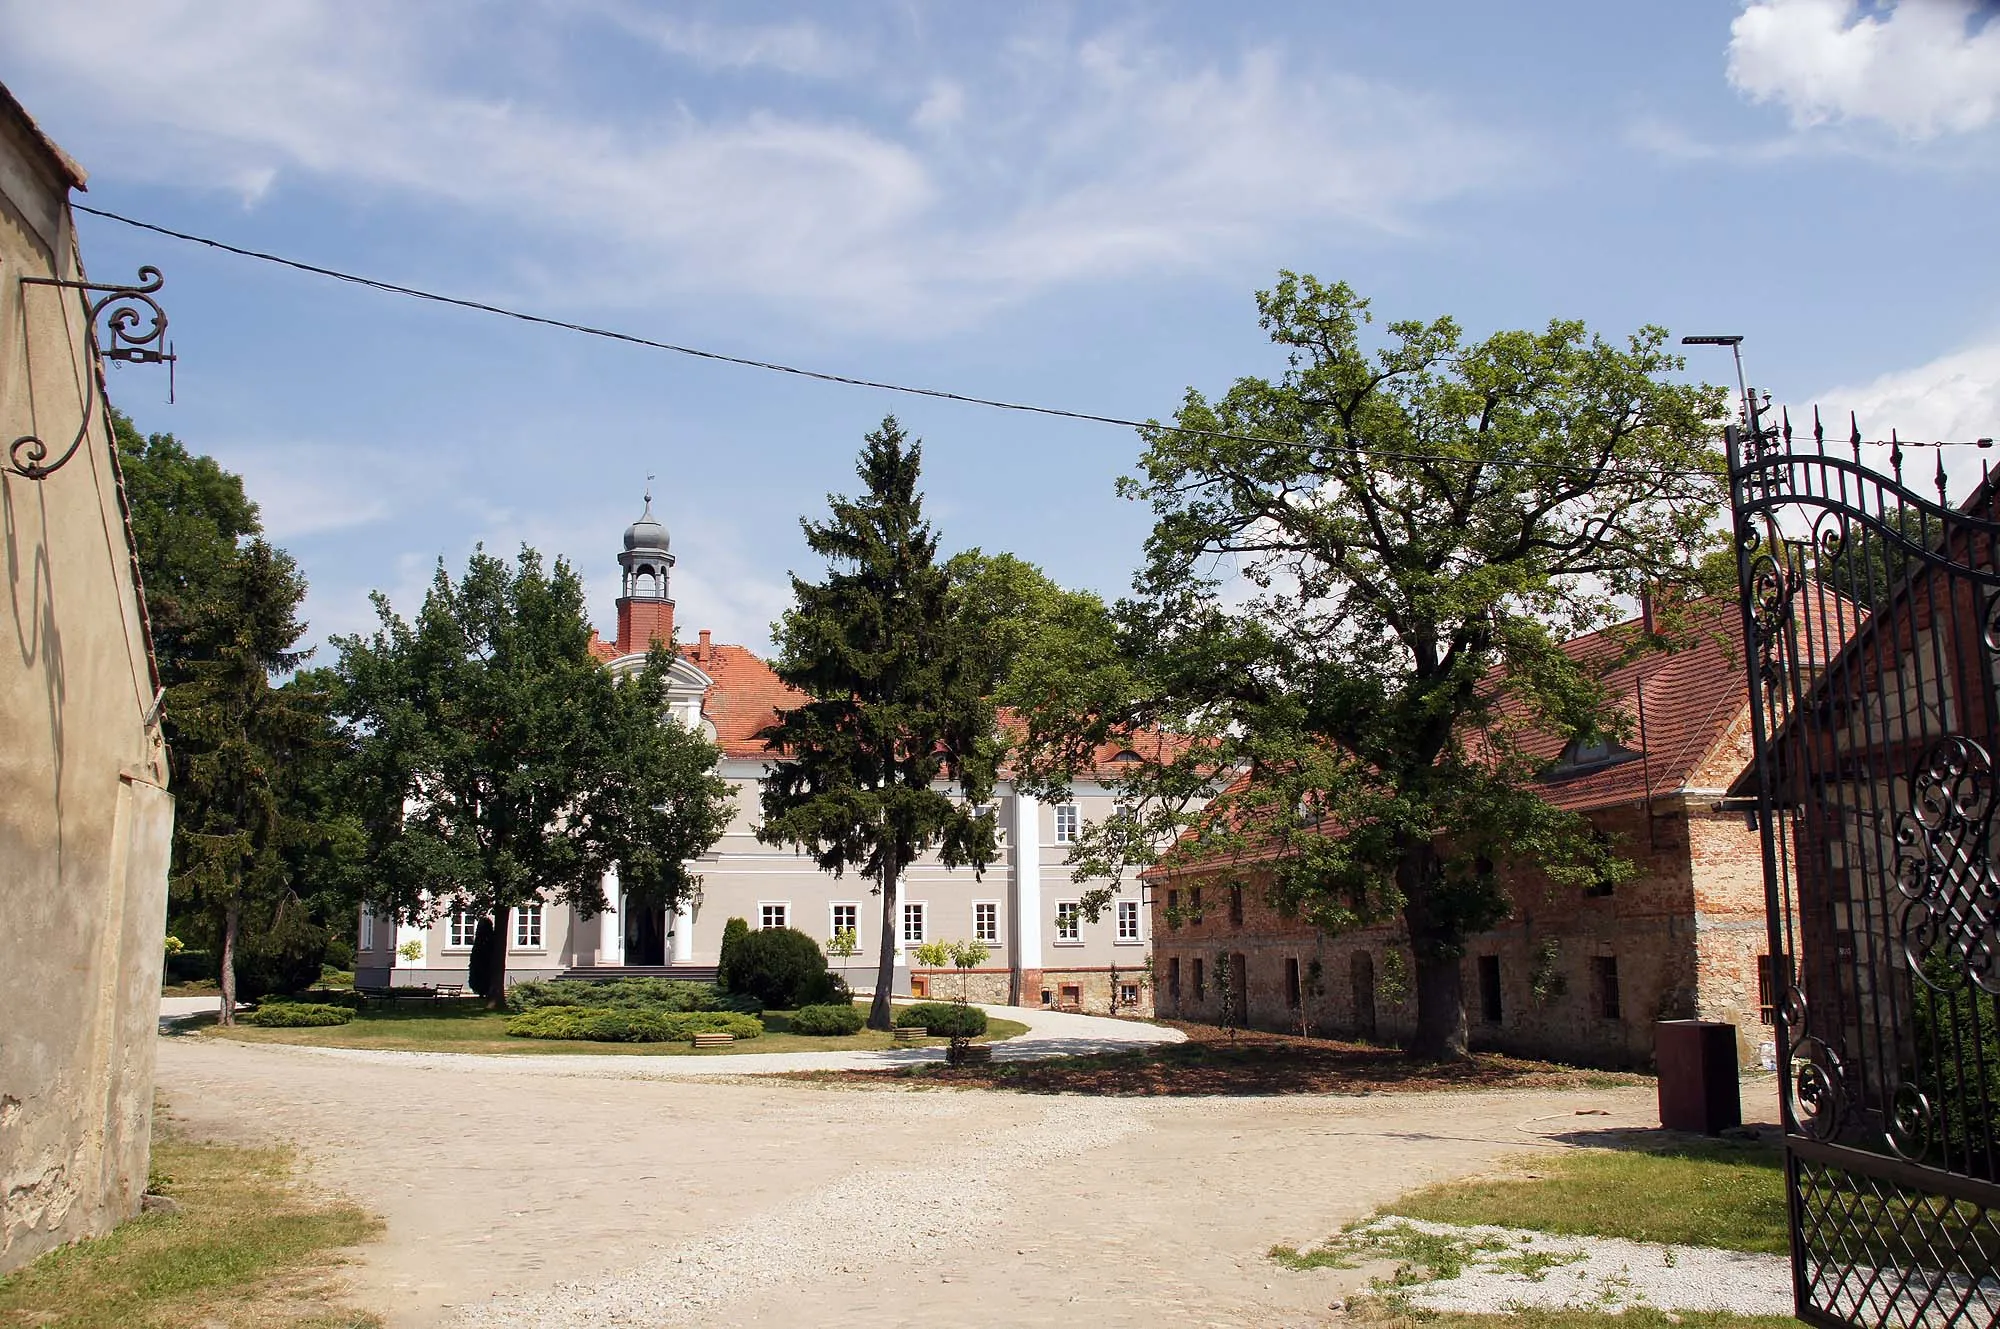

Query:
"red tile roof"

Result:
[[678, 640, 808, 759]]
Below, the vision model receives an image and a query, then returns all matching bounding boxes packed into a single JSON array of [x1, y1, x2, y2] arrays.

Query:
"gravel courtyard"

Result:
[[155, 1032, 1665, 1328]]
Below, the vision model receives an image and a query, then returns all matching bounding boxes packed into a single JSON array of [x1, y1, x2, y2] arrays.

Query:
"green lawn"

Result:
[[193, 1002, 1028, 1056], [1381, 1137, 1789, 1254], [1360, 1309, 1796, 1329], [0, 1115, 381, 1328]]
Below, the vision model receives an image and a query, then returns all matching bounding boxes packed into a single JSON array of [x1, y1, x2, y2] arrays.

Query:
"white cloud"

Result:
[[0, 1, 1518, 332], [1729, 0, 2000, 139], [1807, 338, 2000, 498], [586, 4, 862, 78]]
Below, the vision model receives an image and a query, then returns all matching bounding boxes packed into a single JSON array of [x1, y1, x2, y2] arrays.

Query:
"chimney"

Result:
[[697, 629, 712, 663], [1640, 585, 1655, 637], [615, 596, 674, 655]]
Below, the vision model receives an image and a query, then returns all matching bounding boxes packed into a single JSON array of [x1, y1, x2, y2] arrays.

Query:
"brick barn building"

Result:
[[1147, 599, 1825, 1068]]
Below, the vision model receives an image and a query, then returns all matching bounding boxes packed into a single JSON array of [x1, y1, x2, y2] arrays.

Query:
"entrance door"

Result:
[[624, 904, 666, 966], [1351, 952, 1377, 1040]]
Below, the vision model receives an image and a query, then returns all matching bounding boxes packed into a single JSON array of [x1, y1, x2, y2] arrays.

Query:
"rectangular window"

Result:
[[1054, 803, 1080, 843], [1190, 886, 1203, 921], [1055, 901, 1081, 943], [1478, 955, 1502, 1024], [515, 905, 543, 949], [1592, 956, 1622, 1020], [360, 910, 375, 951], [448, 910, 481, 949], [760, 902, 789, 931], [973, 803, 1006, 847], [1168, 957, 1182, 1003], [973, 901, 999, 944], [1229, 883, 1244, 926], [902, 902, 926, 944], [1116, 899, 1141, 942], [1756, 953, 1789, 1025], [1193, 956, 1206, 1001], [831, 902, 858, 941], [1167, 888, 1181, 929], [1120, 983, 1140, 1007], [1285, 957, 1302, 1010]]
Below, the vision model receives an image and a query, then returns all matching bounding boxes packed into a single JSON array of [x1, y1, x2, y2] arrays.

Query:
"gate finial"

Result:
[[1813, 406, 1825, 455], [1891, 430, 1904, 483], [1850, 412, 1862, 462], [1936, 449, 1949, 506]]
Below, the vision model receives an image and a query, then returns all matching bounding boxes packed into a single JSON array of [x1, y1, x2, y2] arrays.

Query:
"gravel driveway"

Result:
[[156, 1031, 1666, 1328]]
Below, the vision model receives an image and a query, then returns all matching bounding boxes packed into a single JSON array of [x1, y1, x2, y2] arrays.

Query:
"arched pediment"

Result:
[[606, 652, 714, 732]]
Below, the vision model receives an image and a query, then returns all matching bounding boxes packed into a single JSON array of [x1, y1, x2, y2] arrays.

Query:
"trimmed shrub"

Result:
[[164, 949, 216, 985], [894, 1001, 986, 1038], [323, 934, 357, 971], [240, 1002, 353, 1028], [504, 1008, 763, 1043], [789, 1003, 866, 1036], [716, 916, 751, 991], [507, 978, 760, 1016], [268, 989, 365, 1011], [234, 908, 331, 1000], [727, 927, 843, 1009]]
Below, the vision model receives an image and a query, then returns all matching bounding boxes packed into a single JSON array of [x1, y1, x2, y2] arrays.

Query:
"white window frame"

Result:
[[360, 910, 375, 951], [972, 900, 1000, 945], [973, 803, 1007, 847], [446, 909, 482, 950], [1115, 898, 1142, 943], [1053, 803, 1080, 844], [1055, 900, 1081, 944], [514, 904, 544, 950], [902, 901, 926, 945], [830, 901, 860, 941], [759, 901, 790, 931]]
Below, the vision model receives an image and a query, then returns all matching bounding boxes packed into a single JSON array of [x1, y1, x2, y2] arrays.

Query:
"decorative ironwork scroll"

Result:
[[8, 266, 175, 481], [1730, 396, 2000, 1329]]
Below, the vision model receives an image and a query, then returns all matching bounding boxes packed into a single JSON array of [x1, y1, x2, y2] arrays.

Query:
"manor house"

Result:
[[354, 497, 1153, 1013]]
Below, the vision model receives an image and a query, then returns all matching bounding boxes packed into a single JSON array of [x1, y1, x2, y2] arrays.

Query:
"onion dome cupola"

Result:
[[618, 488, 674, 600]]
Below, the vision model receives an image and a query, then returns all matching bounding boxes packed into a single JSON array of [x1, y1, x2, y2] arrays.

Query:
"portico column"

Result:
[[671, 894, 695, 964], [599, 867, 623, 966], [1011, 789, 1043, 1004]]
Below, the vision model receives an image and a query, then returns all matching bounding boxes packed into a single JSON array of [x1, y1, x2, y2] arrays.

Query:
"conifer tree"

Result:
[[758, 418, 1002, 1031]]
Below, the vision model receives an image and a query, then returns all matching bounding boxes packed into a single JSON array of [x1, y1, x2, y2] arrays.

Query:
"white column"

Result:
[[1012, 790, 1043, 984], [671, 895, 695, 963], [599, 868, 623, 966], [394, 918, 429, 969]]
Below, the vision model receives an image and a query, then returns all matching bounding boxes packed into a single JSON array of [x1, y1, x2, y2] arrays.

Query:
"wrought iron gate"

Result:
[[1729, 401, 2000, 1329]]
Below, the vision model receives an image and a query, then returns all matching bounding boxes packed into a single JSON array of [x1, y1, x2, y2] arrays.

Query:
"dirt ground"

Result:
[[155, 1035, 1670, 1329]]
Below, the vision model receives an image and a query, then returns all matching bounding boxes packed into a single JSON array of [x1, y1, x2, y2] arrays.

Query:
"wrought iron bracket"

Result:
[[9, 266, 175, 481]]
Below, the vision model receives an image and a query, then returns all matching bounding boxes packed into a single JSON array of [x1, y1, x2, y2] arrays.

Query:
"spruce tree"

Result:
[[759, 417, 1002, 1031]]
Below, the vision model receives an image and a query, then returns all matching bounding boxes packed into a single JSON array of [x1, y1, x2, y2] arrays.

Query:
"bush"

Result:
[[716, 916, 751, 991], [727, 927, 843, 1009], [507, 978, 761, 1016], [240, 1002, 353, 1028], [234, 908, 330, 1000], [164, 949, 216, 985], [789, 1003, 866, 1036], [894, 1001, 987, 1038], [322, 934, 356, 971], [268, 989, 365, 1011], [504, 1007, 762, 1043]]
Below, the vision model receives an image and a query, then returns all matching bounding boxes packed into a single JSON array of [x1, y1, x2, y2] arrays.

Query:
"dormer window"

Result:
[[1544, 734, 1639, 780]]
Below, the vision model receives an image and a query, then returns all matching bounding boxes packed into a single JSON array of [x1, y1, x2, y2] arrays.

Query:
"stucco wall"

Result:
[[1, 101, 174, 1274]]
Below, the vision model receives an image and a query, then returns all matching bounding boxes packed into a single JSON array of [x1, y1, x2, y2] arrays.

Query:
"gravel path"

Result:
[[155, 1035, 1668, 1328], [1345, 1217, 1794, 1316]]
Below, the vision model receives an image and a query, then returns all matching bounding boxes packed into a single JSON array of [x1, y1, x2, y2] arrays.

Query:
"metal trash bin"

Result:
[[1655, 1019, 1741, 1134]]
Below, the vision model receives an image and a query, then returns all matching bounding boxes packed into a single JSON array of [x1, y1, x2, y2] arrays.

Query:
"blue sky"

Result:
[[4, 0, 1997, 656]]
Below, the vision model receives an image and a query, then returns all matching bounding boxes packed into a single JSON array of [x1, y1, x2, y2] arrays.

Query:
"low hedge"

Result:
[[504, 1008, 763, 1044], [240, 1002, 354, 1028], [893, 1001, 986, 1038], [788, 1003, 866, 1036], [507, 978, 762, 1017]]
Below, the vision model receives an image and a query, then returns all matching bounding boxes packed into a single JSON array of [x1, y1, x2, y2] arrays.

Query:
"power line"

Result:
[[70, 201, 1972, 480]]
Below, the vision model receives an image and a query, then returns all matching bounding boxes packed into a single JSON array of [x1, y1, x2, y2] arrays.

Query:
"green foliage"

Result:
[[1529, 939, 1567, 1005], [164, 949, 216, 985], [789, 1003, 867, 1036], [756, 417, 1004, 1030], [507, 978, 760, 1015], [331, 548, 733, 1004], [894, 1001, 987, 1037], [231, 901, 330, 1000], [825, 927, 860, 962], [725, 927, 845, 1009], [1378, 947, 1411, 1007], [716, 916, 751, 990], [911, 940, 952, 969], [239, 1002, 353, 1028], [503, 1007, 762, 1043], [1909, 949, 2000, 1169], [1015, 277, 1728, 1058]]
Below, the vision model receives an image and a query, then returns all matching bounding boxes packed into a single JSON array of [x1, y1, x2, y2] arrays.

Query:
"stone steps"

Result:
[[555, 964, 719, 983]]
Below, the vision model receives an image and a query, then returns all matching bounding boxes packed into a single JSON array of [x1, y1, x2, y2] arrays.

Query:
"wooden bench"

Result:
[[431, 984, 464, 999], [893, 1026, 927, 1043], [691, 1031, 735, 1049]]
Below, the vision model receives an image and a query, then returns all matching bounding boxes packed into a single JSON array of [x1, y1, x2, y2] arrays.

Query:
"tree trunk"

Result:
[[217, 903, 240, 1026], [481, 907, 511, 1010], [868, 860, 898, 1031], [1408, 946, 1469, 1060]]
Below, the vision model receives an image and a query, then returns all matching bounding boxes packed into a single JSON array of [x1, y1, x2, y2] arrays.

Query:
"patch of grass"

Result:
[[1346, 1305, 1796, 1329], [0, 1117, 381, 1328], [195, 1004, 1026, 1056], [1384, 1139, 1787, 1254], [796, 1021, 1648, 1095], [1270, 1220, 1517, 1287]]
